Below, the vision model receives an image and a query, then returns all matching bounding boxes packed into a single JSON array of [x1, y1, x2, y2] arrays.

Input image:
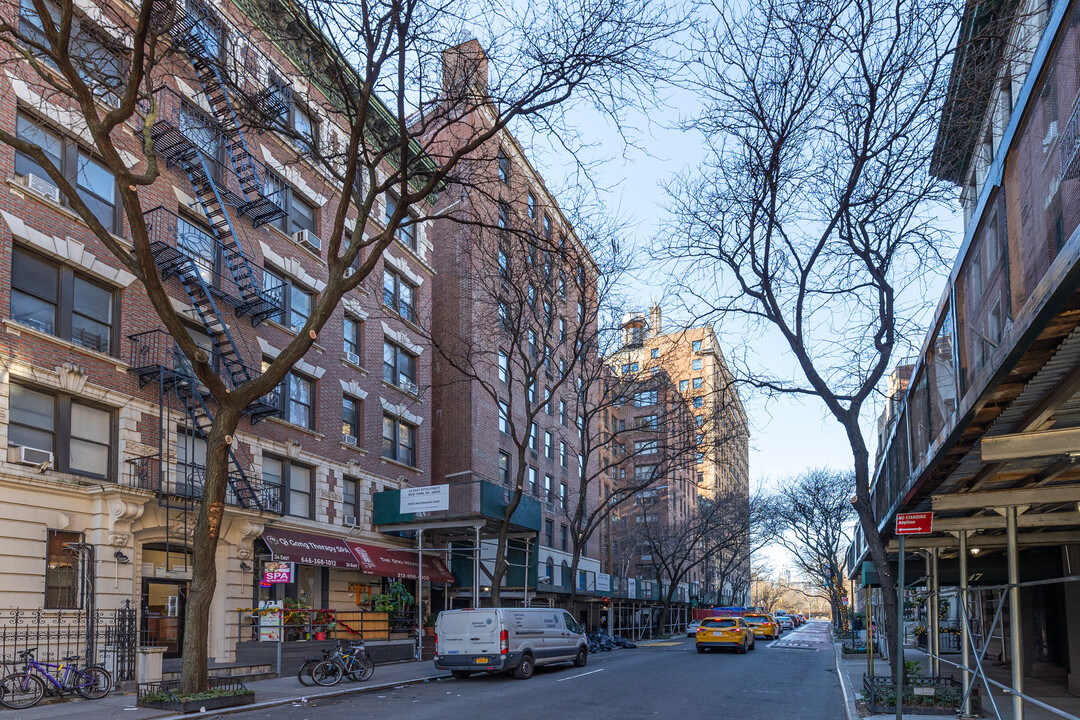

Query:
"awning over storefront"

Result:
[[346, 541, 455, 583], [262, 528, 359, 569]]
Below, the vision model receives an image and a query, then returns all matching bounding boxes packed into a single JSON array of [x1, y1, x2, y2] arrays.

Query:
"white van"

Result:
[[433, 607, 588, 679]]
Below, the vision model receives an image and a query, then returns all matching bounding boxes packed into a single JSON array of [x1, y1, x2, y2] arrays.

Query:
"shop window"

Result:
[[45, 529, 82, 608]]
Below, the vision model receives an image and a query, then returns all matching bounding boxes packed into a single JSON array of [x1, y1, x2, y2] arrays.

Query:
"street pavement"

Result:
[[232, 620, 845, 720]]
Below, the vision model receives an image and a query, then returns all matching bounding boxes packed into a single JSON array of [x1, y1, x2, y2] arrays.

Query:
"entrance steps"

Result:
[[162, 659, 276, 684]]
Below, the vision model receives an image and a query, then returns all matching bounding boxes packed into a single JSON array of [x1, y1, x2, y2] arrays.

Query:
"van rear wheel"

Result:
[[573, 648, 588, 667], [513, 654, 534, 680]]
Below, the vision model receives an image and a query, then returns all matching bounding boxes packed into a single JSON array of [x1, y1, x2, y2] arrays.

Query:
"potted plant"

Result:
[[312, 610, 337, 641], [423, 611, 437, 637], [138, 680, 255, 713]]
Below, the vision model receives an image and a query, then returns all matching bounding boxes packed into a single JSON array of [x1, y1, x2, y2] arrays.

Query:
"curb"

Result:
[[833, 641, 859, 720], [148, 673, 454, 720]]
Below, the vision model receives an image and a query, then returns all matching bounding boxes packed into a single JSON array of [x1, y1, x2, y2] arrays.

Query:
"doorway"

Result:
[[142, 578, 188, 658]]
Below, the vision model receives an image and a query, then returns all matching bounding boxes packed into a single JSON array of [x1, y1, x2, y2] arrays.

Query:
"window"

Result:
[[544, 473, 553, 501], [528, 192, 537, 220], [634, 440, 658, 455], [382, 414, 417, 466], [342, 477, 358, 522], [621, 364, 630, 374], [634, 464, 657, 481], [385, 194, 417, 250], [292, 103, 318, 155], [692, 377, 703, 389], [633, 391, 657, 407], [545, 557, 554, 581], [499, 400, 510, 434], [498, 350, 509, 383], [286, 372, 314, 428], [262, 456, 313, 518], [529, 422, 538, 451], [342, 395, 361, 442], [173, 430, 205, 492], [265, 173, 318, 240], [543, 387, 552, 414], [558, 318, 566, 342], [289, 193, 317, 237], [543, 215, 552, 243], [15, 114, 119, 235], [45, 529, 82, 608], [344, 316, 362, 360], [497, 148, 510, 184], [264, 267, 313, 332], [693, 397, 704, 408], [560, 524, 568, 552], [545, 519, 554, 547], [559, 482, 567, 508], [528, 466, 538, 494], [559, 400, 567, 427], [696, 415, 705, 427], [692, 340, 702, 352], [692, 358, 703, 370], [9, 384, 114, 479], [630, 362, 639, 372], [382, 269, 417, 324], [383, 340, 417, 390], [499, 451, 512, 485], [560, 441, 567, 468], [638, 415, 658, 429], [498, 247, 510, 277], [545, 431, 554, 460], [651, 348, 659, 359], [696, 433, 704, 445], [527, 378, 536, 404], [10, 248, 117, 354]]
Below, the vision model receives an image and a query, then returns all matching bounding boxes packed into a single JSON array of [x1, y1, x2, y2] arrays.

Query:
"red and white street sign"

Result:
[[896, 512, 933, 535]]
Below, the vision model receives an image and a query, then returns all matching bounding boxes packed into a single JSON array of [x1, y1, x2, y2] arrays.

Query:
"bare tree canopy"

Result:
[[662, 0, 959, 673], [769, 467, 854, 627]]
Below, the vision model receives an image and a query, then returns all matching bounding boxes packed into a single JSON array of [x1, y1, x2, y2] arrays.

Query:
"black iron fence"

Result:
[[0, 603, 137, 681], [863, 674, 979, 715]]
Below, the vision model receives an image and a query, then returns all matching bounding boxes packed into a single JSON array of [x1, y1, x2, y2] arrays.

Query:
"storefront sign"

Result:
[[263, 562, 294, 584], [258, 601, 282, 642], [597, 573, 611, 592], [400, 485, 449, 513], [261, 528, 360, 569]]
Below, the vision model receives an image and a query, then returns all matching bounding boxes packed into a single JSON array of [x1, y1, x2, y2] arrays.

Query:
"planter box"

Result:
[[139, 692, 255, 713], [137, 677, 254, 714]]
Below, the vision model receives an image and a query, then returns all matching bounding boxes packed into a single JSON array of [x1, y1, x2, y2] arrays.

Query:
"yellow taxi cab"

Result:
[[743, 613, 780, 640], [695, 616, 756, 653]]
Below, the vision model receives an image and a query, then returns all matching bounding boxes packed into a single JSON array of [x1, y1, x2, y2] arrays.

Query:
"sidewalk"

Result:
[[3, 659, 451, 720], [835, 639, 1080, 719]]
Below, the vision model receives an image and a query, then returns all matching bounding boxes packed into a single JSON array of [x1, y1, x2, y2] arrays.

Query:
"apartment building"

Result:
[[606, 307, 750, 604], [421, 40, 605, 608], [0, 0, 438, 666]]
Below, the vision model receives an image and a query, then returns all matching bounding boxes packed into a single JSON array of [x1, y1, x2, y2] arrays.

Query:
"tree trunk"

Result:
[[179, 406, 240, 694], [847, 425, 900, 678]]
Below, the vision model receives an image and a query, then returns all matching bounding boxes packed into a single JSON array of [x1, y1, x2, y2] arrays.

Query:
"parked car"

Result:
[[743, 613, 780, 639], [687, 619, 701, 637], [695, 616, 756, 653], [777, 615, 795, 630], [434, 608, 587, 680]]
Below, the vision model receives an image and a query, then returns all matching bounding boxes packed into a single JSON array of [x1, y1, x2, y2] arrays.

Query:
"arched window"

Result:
[[544, 557, 554, 582]]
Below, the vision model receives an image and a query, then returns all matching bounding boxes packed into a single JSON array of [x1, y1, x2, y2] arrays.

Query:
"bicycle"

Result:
[[311, 642, 374, 686], [296, 647, 335, 687], [0, 647, 112, 709]]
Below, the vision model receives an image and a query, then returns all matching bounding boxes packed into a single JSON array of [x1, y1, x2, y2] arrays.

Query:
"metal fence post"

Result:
[[896, 535, 905, 720]]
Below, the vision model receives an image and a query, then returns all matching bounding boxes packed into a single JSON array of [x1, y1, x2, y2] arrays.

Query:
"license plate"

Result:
[[475, 657, 489, 664]]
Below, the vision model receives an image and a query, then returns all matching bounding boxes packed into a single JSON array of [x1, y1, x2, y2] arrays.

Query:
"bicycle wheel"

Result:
[[297, 658, 320, 687], [0, 673, 44, 709], [74, 666, 112, 699], [349, 656, 374, 682], [311, 660, 343, 686]]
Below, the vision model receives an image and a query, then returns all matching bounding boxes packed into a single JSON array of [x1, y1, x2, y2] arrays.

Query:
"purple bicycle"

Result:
[[0, 647, 112, 709]]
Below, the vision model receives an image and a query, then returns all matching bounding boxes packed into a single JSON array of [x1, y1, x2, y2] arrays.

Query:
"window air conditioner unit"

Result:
[[26, 173, 59, 203], [292, 229, 322, 252], [345, 351, 361, 366], [8, 445, 53, 467], [398, 378, 419, 395], [342, 434, 357, 446], [344, 514, 358, 527]]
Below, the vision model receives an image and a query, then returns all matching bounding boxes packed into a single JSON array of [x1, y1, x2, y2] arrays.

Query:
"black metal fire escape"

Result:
[[127, 0, 292, 532]]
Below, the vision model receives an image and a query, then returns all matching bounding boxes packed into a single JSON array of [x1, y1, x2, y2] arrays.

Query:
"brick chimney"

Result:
[[648, 305, 662, 337], [442, 38, 489, 98]]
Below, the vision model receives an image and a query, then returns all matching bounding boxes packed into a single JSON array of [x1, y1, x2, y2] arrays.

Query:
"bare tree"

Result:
[[749, 563, 789, 612], [0, 0, 675, 690], [770, 468, 855, 629], [663, 0, 957, 672]]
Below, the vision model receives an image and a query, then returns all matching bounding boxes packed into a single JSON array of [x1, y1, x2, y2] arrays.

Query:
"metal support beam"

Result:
[[959, 531, 973, 718], [473, 525, 481, 606], [416, 528, 424, 662], [1008, 506, 1024, 720], [896, 537, 905, 720], [930, 548, 940, 676], [887, 530, 1080, 551], [932, 485, 1080, 511], [981, 426, 1080, 462]]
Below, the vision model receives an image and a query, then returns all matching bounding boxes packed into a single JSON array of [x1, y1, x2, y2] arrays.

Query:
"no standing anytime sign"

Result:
[[895, 511, 933, 535]]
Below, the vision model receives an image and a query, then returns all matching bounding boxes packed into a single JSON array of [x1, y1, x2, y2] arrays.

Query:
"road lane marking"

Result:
[[556, 669, 605, 682]]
